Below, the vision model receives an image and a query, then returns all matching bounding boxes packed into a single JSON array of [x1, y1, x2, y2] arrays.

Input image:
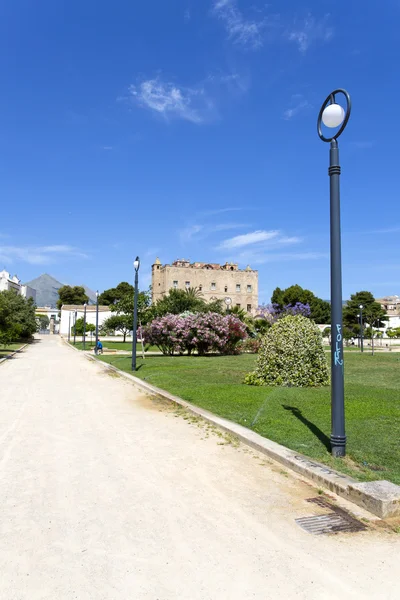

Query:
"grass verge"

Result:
[[99, 352, 400, 485], [0, 343, 24, 359]]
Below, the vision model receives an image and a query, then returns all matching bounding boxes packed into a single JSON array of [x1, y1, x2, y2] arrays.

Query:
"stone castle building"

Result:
[[152, 258, 258, 314]]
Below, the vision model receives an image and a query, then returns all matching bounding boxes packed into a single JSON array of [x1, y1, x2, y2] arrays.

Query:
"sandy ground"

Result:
[[0, 336, 399, 600]]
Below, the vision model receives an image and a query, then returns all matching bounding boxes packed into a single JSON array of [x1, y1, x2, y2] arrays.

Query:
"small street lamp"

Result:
[[132, 256, 140, 371], [359, 304, 364, 353], [83, 303, 87, 351], [95, 291, 99, 355], [68, 312, 71, 342], [225, 297, 232, 313], [318, 88, 351, 458], [73, 310, 77, 346]]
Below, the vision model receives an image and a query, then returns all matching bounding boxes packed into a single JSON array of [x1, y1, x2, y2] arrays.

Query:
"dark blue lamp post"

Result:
[[83, 303, 87, 350], [359, 304, 364, 353], [95, 291, 99, 355], [132, 257, 140, 371], [317, 89, 351, 458]]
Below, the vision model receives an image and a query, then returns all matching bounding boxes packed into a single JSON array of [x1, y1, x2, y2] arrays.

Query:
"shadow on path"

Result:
[[282, 405, 331, 452]]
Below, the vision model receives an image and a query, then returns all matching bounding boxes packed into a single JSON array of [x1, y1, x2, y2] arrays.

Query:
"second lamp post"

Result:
[[132, 257, 140, 371]]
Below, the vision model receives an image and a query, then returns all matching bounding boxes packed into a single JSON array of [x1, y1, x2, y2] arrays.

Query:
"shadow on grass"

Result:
[[282, 405, 331, 452]]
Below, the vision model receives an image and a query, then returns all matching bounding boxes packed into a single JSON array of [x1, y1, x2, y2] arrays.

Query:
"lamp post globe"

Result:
[[224, 297, 232, 313], [322, 103, 345, 128], [132, 256, 140, 371], [317, 88, 351, 458]]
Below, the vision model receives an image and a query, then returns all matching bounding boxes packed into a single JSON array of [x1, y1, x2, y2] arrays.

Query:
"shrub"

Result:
[[239, 338, 261, 354], [244, 315, 329, 387], [143, 312, 247, 356]]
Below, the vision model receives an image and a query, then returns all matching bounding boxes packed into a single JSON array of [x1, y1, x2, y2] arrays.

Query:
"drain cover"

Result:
[[296, 498, 368, 535]]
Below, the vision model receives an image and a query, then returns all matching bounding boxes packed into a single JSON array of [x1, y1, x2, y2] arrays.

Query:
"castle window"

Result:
[[236, 303, 241, 308], [173, 280, 178, 289], [199, 284, 202, 291], [211, 282, 216, 290], [236, 284, 241, 292], [224, 286, 228, 293], [247, 304, 252, 312], [185, 281, 190, 288], [247, 284, 252, 293]]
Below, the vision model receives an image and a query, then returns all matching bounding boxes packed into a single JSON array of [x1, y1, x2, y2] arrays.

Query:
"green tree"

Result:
[[343, 291, 387, 334], [101, 314, 132, 342], [153, 288, 205, 317], [270, 284, 330, 324], [0, 291, 37, 341], [57, 285, 89, 310], [98, 282, 134, 306], [36, 315, 50, 331], [111, 289, 152, 325]]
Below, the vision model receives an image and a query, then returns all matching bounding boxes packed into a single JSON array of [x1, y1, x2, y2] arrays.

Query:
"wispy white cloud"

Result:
[[128, 78, 211, 124], [218, 230, 280, 249], [199, 207, 246, 217], [286, 14, 333, 53], [217, 230, 302, 250], [180, 222, 248, 243], [0, 245, 88, 266], [102, 146, 113, 151], [283, 94, 312, 120], [184, 8, 191, 22], [212, 0, 266, 49]]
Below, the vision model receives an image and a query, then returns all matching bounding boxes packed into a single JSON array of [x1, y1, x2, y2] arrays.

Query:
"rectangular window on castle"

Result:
[[185, 281, 190, 288], [247, 304, 252, 312], [247, 285, 252, 293], [173, 281, 178, 288], [211, 282, 216, 290], [236, 284, 241, 292]]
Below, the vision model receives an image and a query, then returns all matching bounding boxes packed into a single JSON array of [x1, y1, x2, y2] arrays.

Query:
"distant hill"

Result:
[[24, 274, 96, 307]]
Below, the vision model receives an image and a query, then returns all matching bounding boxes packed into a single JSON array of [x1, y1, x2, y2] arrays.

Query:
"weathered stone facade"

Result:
[[152, 258, 258, 314]]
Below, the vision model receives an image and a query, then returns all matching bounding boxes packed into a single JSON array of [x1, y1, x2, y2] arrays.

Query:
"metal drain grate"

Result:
[[296, 498, 368, 535]]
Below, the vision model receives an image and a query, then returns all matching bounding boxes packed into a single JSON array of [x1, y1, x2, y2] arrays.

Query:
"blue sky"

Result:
[[1, 0, 399, 303]]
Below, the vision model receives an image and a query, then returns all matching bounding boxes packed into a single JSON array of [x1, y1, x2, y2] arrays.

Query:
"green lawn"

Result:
[[70, 340, 159, 352], [100, 352, 400, 485], [0, 343, 24, 358]]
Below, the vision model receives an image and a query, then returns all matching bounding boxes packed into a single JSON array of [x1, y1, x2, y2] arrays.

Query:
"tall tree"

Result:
[[57, 285, 89, 310], [98, 282, 134, 306], [100, 314, 132, 342], [343, 291, 387, 333], [0, 291, 37, 342], [270, 284, 330, 324], [111, 289, 152, 325]]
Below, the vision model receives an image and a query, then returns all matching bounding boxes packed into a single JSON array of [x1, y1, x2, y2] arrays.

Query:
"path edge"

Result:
[[64, 339, 400, 519], [0, 343, 29, 366]]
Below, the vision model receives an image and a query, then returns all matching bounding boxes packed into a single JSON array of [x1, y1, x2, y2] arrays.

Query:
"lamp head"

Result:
[[322, 103, 345, 128], [359, 304, 363, 309], [224, 297, 232, 306], [134, 256, 140, 272]]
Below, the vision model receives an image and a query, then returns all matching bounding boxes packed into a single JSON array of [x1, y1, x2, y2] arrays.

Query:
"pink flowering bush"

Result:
[[143, 312, 247, 356]]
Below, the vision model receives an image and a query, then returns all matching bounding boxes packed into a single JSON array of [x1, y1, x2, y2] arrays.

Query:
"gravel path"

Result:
[[0, 336, 399, 599]]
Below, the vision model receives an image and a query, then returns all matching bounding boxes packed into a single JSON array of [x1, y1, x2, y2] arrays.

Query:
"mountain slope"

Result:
[[24, 274, 96, 307]]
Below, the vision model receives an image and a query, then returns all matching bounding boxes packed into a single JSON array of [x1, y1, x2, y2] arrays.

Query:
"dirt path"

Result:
[[0, 336, 398, 599]]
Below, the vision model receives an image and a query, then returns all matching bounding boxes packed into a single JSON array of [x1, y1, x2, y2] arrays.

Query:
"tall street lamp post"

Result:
[[225, 297, 232, 314], [318, 88, 351, 458], [359, 304, 364, 353], [95, 291, 99, 355], [73, 310, 77, 346], [132, 257, 140, 371], [357, 313, 360, 348], [68, 312, 71, 342], [83, 303, 87, 351]]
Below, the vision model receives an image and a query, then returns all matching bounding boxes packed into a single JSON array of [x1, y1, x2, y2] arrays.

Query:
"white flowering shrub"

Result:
[[244, 315, 329, 387]]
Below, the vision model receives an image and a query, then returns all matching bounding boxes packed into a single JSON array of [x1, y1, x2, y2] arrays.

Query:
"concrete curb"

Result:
[[0, 343, 29, 366], [65, 340, 400, 519]]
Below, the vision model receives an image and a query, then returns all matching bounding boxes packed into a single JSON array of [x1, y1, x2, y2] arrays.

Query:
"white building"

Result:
[[60, 305, 112, 336], [0, 269, 37, 303]]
